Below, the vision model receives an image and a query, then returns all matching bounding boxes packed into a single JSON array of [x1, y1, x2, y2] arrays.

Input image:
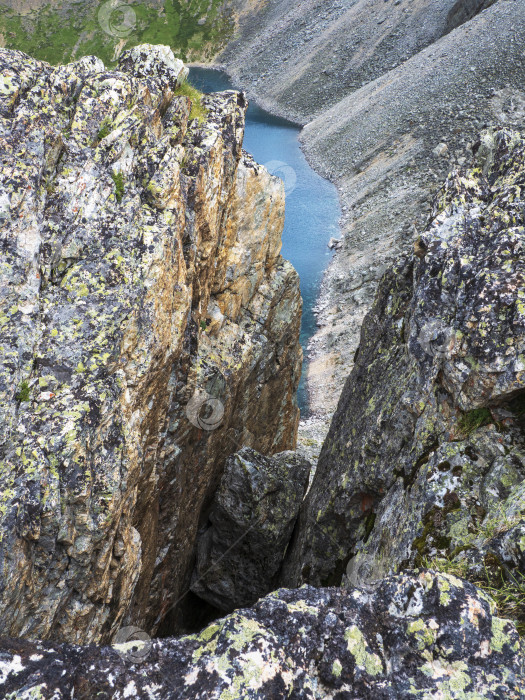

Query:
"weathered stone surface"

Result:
[[1, 572, 523, 698], [191, 447, 310, 612], [282, 129, 525, 637], [221, 0, 525, 437], [0, 45, 302, 644]]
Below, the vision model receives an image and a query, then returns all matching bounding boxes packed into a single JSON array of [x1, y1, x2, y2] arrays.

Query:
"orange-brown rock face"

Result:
[[0, 44, 301, 643]]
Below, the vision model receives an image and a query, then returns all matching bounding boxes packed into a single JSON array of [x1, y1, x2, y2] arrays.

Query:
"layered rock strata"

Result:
[[0, 44, 302, 644]]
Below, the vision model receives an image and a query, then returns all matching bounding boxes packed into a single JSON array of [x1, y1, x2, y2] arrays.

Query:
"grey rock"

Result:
[[0, 572, 523, 698], [191, 447, 310, 611], [0, 44, 302, 644], [282, 129, 525, 641]]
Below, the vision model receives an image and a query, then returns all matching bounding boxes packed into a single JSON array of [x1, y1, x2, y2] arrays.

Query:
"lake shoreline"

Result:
[[189, 63, 343, 466]]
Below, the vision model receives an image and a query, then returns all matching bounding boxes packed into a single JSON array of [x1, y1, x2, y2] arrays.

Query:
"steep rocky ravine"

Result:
[[283, 129, 525, 625], [1, 42, 525, 694], [0, 43, 302, 644], [2, 15, 525, 695], [218, 0, 525, 429]]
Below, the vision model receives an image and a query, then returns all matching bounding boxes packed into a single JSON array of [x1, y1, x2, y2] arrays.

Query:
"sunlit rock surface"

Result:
[[0, 44, 302, 644]]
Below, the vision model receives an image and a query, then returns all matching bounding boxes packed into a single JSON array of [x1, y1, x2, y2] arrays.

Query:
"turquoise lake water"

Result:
[[190, 67, 341, 415]]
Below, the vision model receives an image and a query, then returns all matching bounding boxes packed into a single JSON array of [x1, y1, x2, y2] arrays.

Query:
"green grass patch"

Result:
[[111, 171, 125, 203], [15, 380, 30, 402], [97, 117, 113, 142], [423, 554, 525, 636], [0, 0, 234, 67], [458, 407, 492, 436], [174, 80, 207, 123]]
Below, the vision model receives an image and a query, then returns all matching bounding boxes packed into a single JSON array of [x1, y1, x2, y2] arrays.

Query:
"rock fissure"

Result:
[[2, 6, 525, 692], [0, 43, 302, 645]]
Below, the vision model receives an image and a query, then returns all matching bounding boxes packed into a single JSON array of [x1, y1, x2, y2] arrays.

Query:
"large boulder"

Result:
[[191, 447, 310, 611], [0, 572, 523, 698]]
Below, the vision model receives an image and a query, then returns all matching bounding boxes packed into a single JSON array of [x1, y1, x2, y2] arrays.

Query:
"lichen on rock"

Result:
[[0, 572, 523, 698], [282, 129, 525, 640], [0, 43, 302, 644]]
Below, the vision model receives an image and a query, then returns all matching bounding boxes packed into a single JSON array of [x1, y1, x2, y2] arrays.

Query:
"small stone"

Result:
[[432, 142, 449, 157]]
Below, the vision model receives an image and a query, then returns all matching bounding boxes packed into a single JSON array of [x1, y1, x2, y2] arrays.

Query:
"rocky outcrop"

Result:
[[190, 447, 310, 612], [282, 129, 525, 637], [220, 0, 525, 427], [1, 572, 523, 698], [0, 44, 302, 644]]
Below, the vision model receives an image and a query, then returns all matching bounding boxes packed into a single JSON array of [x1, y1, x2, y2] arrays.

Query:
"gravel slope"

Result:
[[218, 0, 525, 431], [220, 0, 494, 123]]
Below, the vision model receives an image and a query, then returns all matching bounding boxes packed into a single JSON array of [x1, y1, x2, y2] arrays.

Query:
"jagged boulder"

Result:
[[191, 447, 310, 611], [282, 129, 525, 635], [0, 572, 523, 698], [0, 45, 302, 644]]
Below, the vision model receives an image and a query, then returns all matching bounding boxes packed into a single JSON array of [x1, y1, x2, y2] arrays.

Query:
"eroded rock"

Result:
[[0, 44, 301, 644], [191, 447, 310, 612], [282, 129, 525, 638], [0, 572, 523, 698]]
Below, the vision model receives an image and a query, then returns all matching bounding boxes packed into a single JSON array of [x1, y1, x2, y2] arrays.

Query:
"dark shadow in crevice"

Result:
[[445, 0, 498, 34], [157, 590, 223, 638]]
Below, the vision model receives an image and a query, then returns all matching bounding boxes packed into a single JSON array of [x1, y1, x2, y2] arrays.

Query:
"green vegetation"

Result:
[[97, 117, 113, 142], [111, 171, 125, 203], [423, 554, 525, 635], [15, 380, 30, 402], [458, 407, 492, 436], [175, 80, 207, 123], [200, 319, 207, 331], [0, 0, 234, 67]]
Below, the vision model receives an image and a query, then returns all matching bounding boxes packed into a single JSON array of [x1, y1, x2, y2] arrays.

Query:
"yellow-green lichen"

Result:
[[344, 625, 383, 676]]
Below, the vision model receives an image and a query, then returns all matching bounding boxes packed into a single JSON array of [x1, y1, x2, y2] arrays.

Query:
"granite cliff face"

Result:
[[283, 130, 525, 641], [0, 44, 302, 644]]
